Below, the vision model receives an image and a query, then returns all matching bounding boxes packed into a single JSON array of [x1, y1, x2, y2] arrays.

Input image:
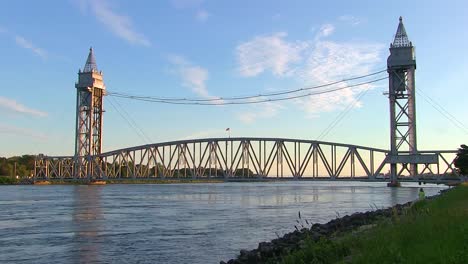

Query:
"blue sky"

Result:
[[0, 0, 467, 157]]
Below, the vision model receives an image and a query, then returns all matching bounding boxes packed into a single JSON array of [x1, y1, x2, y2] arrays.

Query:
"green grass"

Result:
[[281, 186, 468, 264]]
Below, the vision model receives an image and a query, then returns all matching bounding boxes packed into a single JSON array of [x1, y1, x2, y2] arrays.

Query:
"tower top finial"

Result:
[[83, 47, 98, 73], [392, 16, 411, 48]]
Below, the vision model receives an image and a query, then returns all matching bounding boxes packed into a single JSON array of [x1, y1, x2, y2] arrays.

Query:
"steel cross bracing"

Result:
[[386, 17, 421, 183], [34, 137, 458, 181], [389, 69, 417, 152], [74, 48, 106, 179]]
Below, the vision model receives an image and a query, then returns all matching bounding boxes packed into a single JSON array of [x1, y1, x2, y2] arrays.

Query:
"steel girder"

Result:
[[32, 137, 457, 180]]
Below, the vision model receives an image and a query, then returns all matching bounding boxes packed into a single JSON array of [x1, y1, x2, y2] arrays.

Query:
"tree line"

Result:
[[454, 144, 468, 175], [0, 155, 35, 177]]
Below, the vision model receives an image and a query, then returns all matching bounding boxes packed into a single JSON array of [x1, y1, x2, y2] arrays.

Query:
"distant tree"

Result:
[[0, 155, 36, 177], [454, 144, 468, 175]]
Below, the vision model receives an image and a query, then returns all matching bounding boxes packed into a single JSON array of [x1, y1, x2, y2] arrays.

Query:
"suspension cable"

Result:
[[317, 88, 371, 141], [109, 77, 388, 106], [107, 69, 387, 102], [416, 88, 468, 134], [106, 97, 153, 143]]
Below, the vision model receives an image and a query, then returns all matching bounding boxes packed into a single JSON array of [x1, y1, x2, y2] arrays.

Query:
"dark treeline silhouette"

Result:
[[454, 144, 468, 175], [0, 155, 35, 177], [113, 162, 257, 178]]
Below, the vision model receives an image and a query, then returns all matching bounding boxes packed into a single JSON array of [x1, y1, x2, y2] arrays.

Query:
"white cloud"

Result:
[[0, 96, 48, 117], [297, 40, 383, 116], [196, 9, 210, 22], [237, 102, 284, 124], [171, 0, 210, 22], [168, 55, 212, 98], [300, 41, 383, 84], [180, 129, 224, 140], [235, 24, 385, 117], [236, 32, 309, 77], [0, 123, 47, 140], [15, 36, 47, 59], [317, 24, 335, 38], [339, 15, 362, 26], [78, 0, 150, 46]]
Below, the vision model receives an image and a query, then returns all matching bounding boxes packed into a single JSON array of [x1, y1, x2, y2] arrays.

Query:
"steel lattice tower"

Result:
[[387, 17, 417, 184], [74, 48, 106, 179]]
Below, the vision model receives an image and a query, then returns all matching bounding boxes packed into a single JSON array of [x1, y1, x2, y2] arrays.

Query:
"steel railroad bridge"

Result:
[[35, 137, 458, 182], [34, 18, 462, 183]]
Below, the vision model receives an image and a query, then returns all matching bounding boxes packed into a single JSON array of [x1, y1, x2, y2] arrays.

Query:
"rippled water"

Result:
[[0, 182, 445, 263]]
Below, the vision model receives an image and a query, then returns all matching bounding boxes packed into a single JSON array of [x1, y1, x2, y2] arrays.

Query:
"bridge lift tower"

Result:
[[386, 17, 436, 186], [74, 48, 106, 179]]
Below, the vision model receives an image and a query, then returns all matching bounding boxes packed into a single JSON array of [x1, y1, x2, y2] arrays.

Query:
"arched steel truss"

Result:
[[34, 138, 458, 180]]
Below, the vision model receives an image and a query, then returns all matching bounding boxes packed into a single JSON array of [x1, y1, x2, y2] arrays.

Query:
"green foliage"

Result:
[[234, 168, 256, 177], [0, 155, 35, 177], [280, 186, 468, 264], [0, 176, 18, 184], [454, 144, 468, 175]]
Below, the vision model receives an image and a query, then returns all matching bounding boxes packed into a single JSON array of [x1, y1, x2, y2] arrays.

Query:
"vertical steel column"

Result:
[[74, 48, 105, 180], [387, 17, 417, 185]]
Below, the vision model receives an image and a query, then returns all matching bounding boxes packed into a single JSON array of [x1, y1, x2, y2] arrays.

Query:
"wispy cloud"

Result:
[[15, 35, 47, 59], [298, 40, 383, 116], [339, 15, 363, 26], [237, 32, 309, 77], [180, 129, 225, 140], [0, 96, 48, 117], [235, 24, 385, 117], [237, 102, 284, 124], [196, 9, 210, 22], [171, 0, 210, 22], [78, 0, 150, 46], [168, 55, 212, 98], [0, 123, 47, 140], [317, 24, 335, 38]]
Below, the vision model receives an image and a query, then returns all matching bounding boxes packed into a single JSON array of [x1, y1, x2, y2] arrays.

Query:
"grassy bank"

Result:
[[280, 185, 468, 264]]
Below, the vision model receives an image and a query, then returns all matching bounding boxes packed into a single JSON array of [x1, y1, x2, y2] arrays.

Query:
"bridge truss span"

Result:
[[34, 138, 459, 181], [98, 138, 391, 179], [35, 138, 388, 180]]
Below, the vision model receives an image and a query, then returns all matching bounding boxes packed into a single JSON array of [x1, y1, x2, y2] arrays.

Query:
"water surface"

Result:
[[0, 182, 445, 263]]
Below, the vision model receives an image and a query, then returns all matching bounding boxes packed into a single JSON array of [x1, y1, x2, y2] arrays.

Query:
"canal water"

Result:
[[0, 182, 445, 263]]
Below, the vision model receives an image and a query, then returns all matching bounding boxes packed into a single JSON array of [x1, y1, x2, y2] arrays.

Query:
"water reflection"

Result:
[[0, 182, 446, 264], [72, 186, 103, 264]]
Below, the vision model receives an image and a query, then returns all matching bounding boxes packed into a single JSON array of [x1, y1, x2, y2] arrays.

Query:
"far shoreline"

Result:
[[0, 176, 461, 186]]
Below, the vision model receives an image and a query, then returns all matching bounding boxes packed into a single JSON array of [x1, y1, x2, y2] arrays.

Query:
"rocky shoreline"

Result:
[[221, 189, 448, 264]]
